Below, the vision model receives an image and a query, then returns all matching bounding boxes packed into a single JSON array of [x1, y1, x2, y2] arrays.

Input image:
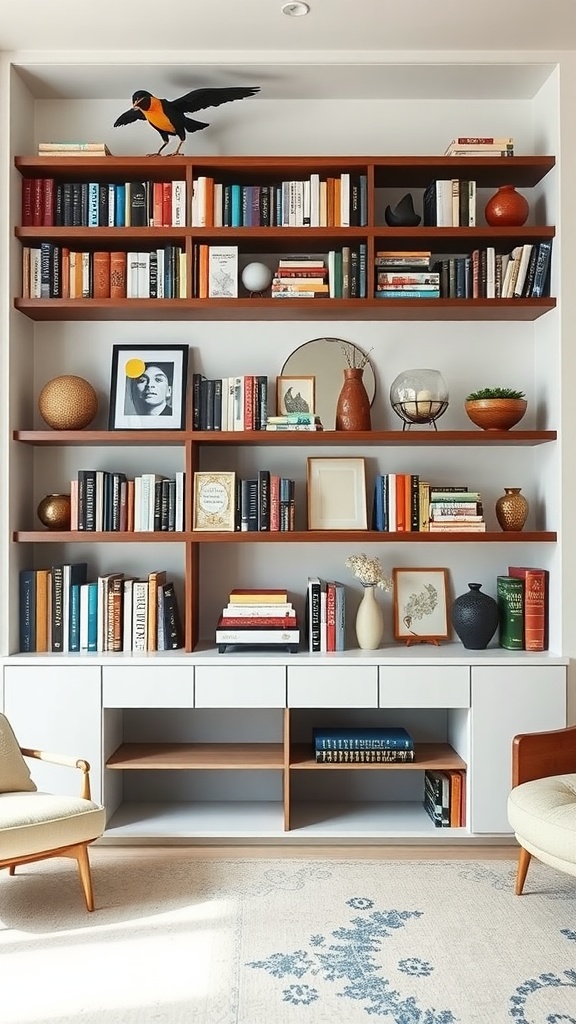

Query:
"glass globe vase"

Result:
[[390, 369, 449, 430]]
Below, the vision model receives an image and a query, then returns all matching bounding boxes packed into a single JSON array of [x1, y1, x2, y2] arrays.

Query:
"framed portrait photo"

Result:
[[393, 567, 450, 645], [276, 375, 315, 416], [193, 472, 236, 532], [307, 457, 367, 530], [109, 344, 189, 430]]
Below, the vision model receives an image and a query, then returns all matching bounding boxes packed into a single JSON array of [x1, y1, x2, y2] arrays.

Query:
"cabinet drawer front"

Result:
[[194, 667, 286, 707], [379, 666, 470, 708], [103, 667, 193, 707], [288, 667, 378, 707]]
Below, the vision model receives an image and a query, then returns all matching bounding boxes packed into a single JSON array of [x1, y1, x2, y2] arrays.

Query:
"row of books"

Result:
[[375, 270, 440, 300], [423, 179, 477, 227], [193, 244, 238, 298], [22, 177, 186, 228], [22, 246, 186, 300], [497, 566, 548, 652], [432, 242, 552, 300], [313, 726, 414, 762], [306, 577, 346, 653], [443, 136, 514, 157], [372, 478, 485, 533], [215, 589, 300, 651], [423, 769, 466, 827], [18, 564, 183, 653], [69, 470, 185, 533], [191, 373, 268, 431], [232, 473, 296, 532], [191, 173, 368, 228]]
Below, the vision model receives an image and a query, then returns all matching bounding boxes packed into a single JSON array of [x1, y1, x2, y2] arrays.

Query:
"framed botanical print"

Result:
[[393, 567, 450, 644]]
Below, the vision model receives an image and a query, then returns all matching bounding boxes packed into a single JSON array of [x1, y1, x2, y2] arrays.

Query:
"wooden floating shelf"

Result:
[[106, 742, 285, 770], [14, 297, 556, 322], [13, 530, 557, 543], [290, 743, 466, 771], [13, 429, 557, 447]]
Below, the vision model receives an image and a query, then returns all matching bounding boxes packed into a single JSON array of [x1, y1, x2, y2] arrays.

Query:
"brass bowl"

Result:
[[37, 493, 71, 530], [464, 398, 527, 431], [38, 375, 98, 430]]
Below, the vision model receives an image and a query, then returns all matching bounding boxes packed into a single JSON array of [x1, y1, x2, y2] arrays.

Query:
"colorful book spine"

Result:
[[313, 727, 413, 750], [507, 566, 548, 651]]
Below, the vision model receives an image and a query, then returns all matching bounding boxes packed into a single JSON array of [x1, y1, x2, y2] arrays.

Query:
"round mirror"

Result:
[[281, 337, 376, 429]]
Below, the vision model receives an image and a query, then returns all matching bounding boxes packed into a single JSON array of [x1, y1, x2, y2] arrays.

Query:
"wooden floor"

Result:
[[89, 844, 518, 863]]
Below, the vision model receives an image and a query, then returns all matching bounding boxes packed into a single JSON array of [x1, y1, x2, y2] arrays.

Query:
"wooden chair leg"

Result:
[[515, 845, 532, 895], [8, 865, 16, 876], [74, 845, 96, 911]]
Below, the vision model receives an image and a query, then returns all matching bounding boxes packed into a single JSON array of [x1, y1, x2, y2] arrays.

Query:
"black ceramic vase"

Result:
[[384, 192, 421, 227], [451, 583, 500, 650]]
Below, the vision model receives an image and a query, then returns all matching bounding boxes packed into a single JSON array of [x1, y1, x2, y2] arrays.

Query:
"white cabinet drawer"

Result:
[[288, 667, 378, 707], [379, 666, 470, 708], [194, 666, 286, 707], [103, 666, 193, 707]]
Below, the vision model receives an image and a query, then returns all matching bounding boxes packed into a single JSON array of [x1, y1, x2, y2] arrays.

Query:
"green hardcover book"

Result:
[[497, 575, 524, 650]]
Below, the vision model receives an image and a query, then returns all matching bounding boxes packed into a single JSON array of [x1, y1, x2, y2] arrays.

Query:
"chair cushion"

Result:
[[0, 714, 36, 793], [507, 773, 576, 867], [0, 791, 106, 860]]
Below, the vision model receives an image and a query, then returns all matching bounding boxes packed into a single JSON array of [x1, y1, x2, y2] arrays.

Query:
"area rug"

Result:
[[1, 854, 575, 1023]]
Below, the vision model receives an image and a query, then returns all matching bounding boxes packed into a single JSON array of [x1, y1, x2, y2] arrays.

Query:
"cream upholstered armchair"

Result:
[[0, 713, 106, 910], [507, 724, 576, 895]]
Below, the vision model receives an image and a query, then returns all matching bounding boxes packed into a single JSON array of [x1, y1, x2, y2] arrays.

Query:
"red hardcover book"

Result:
[[21, 178, 33, 225], [270, 474, 280, 531], [326, 582, 336, 652], [162, 182, 172, 227], [153, 182, 164, 227], [110, 251, 127, 299], [32, 178, 43, 226], [217, 615, 297, 628], [42, 178, 55, 226], [93, 251, 111, 299], [507, 566, 548, 651]]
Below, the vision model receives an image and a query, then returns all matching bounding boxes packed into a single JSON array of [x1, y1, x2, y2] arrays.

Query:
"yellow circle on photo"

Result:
[[125, 358, 146, 379]]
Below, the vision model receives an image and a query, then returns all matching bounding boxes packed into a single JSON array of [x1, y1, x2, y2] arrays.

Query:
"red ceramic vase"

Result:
[[335, 368, 371, 431], [484, 185, 529, 227]]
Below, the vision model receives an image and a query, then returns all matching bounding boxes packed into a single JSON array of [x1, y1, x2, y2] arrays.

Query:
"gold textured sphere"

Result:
[[37, 493, 71, 530], [38, 375, 98, 430]]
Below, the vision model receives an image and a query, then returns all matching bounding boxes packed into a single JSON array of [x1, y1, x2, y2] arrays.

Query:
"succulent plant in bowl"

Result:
[[465, 387, 527, 431]]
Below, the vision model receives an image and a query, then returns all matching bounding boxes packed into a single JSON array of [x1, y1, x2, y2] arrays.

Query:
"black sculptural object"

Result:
[[384, 192, 421, 227]]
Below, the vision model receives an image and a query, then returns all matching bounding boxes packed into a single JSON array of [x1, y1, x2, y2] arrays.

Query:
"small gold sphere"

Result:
[[37, 493, 71, 530], [38, 375, 98, 430]]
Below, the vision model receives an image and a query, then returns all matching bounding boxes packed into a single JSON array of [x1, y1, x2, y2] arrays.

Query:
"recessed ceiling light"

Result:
[[282, 2, 310, 16]]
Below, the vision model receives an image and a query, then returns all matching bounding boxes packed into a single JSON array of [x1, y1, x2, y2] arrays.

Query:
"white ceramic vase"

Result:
[[355, 585, 384, 650]]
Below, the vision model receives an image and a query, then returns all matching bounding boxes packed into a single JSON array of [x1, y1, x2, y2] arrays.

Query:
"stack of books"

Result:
[[271, 258, 329, 299], [424, 769, 466, 827], [216, 588, 300, 652], [374, 251, 438, 300], [428, 488, 485, 533], [37, 142, 112, 157], [266, 414, 323, 432], [443, 136, 514, 157], [313, 726, 415, 763]]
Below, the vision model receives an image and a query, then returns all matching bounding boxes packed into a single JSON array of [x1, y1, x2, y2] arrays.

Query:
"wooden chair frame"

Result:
[[0, 748, 101, 911], [512, 724, 576, 895]]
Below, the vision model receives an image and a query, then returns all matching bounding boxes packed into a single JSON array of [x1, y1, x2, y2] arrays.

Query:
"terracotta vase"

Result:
[[355, 585, 384, 650], [484, 185, 529, 227], [495, 487, 529, 531], [335, 368, 371, 431]]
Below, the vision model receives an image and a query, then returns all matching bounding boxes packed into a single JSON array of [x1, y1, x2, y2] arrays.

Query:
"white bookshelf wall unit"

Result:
[[1, 54, 574, 845]]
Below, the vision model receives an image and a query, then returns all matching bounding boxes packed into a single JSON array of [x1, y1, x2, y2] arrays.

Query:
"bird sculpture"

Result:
[[114, 86, 260, 156]]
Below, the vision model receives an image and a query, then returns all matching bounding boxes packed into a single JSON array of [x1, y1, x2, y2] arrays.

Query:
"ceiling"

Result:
[[2, 0, 576, 55]]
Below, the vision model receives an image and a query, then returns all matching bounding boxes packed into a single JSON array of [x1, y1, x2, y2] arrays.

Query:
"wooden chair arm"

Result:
[[512, 725, 576, 787], [19, 748, 92, 800]]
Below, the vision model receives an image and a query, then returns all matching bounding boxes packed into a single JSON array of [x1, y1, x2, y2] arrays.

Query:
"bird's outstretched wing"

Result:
[[114, 108, 146, 128], [172, 86, 260, 114]]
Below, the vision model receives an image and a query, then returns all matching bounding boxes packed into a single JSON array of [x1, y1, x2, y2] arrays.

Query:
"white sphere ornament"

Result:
[[241, 262, 273, 296]]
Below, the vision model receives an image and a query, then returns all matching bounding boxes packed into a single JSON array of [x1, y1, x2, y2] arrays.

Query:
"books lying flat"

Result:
[[228, 589, 289, 604], [313, 727, 413, 750], [217, 615, 297, 628], [216, 625, 300, 643], [221, 603, 294, 617], [315, 749, 415, 763]]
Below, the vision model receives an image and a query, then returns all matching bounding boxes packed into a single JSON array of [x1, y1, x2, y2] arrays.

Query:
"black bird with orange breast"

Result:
[[114, 86, 260, 155]]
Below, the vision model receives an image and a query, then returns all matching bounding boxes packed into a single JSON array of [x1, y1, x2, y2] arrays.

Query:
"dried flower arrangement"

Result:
[[340, 342, 374, 371], [345, 553, 392, 590]]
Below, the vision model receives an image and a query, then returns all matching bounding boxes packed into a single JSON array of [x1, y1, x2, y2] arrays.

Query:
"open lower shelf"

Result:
[[106, 741, 465, 772], [101, 799, 469, 841]]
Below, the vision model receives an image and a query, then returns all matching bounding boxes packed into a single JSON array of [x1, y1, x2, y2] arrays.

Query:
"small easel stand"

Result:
[[403, 638, 441, 647]]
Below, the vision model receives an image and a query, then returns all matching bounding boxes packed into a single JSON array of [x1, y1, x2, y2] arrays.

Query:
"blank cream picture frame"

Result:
[[307, 457, 367, 530]]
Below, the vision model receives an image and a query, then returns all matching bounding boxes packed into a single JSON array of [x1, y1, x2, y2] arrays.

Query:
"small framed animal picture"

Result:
[[276, 375, 315, 416], [109, 344, 189, 430]]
